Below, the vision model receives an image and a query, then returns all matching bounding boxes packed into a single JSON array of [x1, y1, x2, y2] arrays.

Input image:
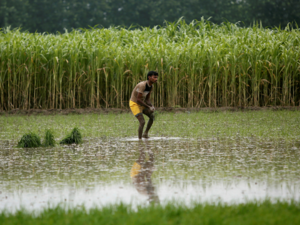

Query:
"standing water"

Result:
[[0, 137, 299, 212]]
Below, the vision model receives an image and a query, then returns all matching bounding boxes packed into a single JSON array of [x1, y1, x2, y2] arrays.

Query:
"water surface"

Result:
[[0, 137, 299, 212]]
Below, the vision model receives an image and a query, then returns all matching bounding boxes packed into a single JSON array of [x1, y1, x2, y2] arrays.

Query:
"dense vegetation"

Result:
[[1, 201, 300, 225], [1, 0, 300, 33], [60, 127, 83, 144], [0, 19, 299, 110], [17, 132, 41, 148]]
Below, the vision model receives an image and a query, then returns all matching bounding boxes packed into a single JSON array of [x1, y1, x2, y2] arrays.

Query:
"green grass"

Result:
[[0, 110, 299, 144], [1, 201, 300, 225]]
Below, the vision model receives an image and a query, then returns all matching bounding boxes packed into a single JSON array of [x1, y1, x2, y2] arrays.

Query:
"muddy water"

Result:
[[0, 137, 300, 212]]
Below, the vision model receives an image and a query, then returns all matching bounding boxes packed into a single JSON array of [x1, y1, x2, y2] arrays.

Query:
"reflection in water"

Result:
[[0, 137, 300, 212], [130, 141, 159, 203]]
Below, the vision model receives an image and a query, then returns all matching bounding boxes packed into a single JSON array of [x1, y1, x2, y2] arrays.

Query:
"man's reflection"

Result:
[[130, 141, 159, 203]]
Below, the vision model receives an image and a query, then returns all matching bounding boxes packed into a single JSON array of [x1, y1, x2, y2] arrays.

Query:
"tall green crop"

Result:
[[0, 19, 299, 110]]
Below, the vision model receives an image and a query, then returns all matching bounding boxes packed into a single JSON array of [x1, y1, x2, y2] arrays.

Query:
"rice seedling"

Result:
[[43, 129, 55, 147], [0, 19, 299, 110], [17, 132, 41, 148], [60, 127, 83, 144]]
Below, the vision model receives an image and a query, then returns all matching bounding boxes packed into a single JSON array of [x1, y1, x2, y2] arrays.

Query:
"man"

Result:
[[129, 71, 158, 139]]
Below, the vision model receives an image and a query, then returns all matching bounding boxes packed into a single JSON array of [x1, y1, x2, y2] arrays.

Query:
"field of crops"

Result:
[[0, 19, 300, 110]]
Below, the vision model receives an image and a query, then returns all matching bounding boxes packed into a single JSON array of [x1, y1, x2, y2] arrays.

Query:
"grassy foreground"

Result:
[[0, 110, 299, 143], [1, 201, 300, 225]]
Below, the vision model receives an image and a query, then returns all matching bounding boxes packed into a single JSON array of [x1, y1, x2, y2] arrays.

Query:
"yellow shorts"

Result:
[[130, 162, 141, 178], [129, 100, 144, 116]]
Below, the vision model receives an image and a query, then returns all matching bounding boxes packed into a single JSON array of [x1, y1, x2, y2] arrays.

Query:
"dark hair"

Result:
[[147, 71, 158, 80]]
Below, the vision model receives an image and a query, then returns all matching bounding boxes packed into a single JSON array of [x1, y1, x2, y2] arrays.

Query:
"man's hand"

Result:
[[150, 106, 155, 112]]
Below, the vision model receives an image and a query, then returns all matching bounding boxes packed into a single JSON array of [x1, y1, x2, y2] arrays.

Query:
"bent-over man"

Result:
[[129, 71, 158, 139]]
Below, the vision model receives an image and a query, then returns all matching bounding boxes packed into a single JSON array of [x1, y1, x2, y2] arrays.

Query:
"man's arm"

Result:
[[144, 90, 153, 107], [136, 92, 151, 109]]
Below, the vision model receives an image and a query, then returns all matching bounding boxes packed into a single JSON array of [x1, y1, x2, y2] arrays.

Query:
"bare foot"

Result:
[[142, 134, 149, 138]]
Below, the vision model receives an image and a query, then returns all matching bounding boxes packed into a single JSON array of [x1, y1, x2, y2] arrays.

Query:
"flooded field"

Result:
[[1, 135, 300, 212]]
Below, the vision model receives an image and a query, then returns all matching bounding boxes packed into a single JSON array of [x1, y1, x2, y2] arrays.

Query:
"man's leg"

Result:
[[136, 114, 145, 139], [142, 108, 155, 138]]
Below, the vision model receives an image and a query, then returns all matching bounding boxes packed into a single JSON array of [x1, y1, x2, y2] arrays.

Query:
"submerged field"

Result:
[[0, 110, 300, 223]]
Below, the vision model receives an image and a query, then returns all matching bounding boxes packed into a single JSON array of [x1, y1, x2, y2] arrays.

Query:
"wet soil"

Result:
[[0, 106, 299, 116]]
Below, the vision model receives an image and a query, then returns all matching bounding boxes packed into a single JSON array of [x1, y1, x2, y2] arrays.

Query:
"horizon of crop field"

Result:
[[0, 19, 300, 110]]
